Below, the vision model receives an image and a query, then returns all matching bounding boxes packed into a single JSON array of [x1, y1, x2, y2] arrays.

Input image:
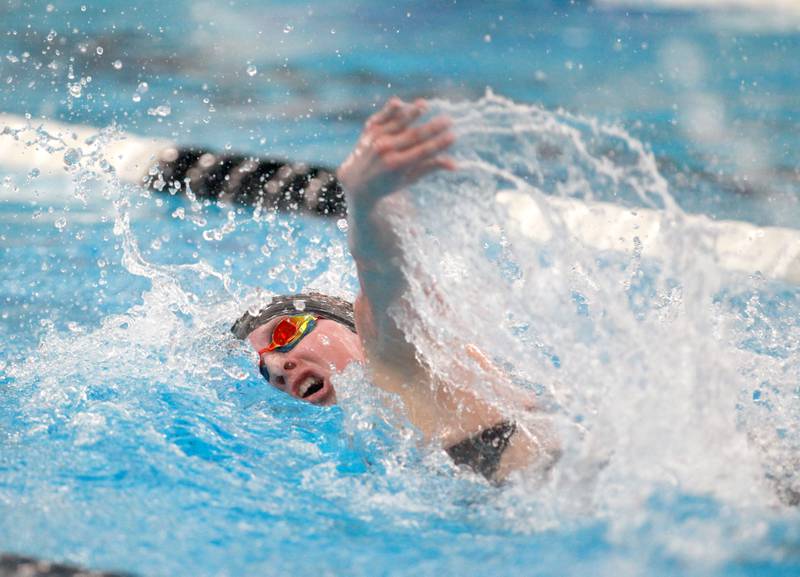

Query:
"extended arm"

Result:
[[337, 98, 556, 481]]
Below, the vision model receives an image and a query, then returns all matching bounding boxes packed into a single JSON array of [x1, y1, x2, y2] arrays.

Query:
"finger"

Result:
[[380, 103, 426, 135], [385, 130, 455, 170], [465, 344, 504, 377], [379, 116, 451, 153], [366, 97, 408, 127]]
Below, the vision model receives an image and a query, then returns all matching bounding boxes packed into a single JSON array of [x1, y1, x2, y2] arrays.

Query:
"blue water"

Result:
[[1, 1, 799, 576]]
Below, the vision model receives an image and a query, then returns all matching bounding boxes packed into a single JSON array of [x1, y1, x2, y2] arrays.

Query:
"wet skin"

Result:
[[248, 317, 365, 405]]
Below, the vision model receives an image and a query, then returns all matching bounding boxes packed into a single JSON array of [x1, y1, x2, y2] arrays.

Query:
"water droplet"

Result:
[[112, 59, 122, 70], [147, 104, 171, 117], [96, 46, 103, 55], [246, 64, 257, 77], [63, 147, 82, 166], [68, 83, 81, 97]]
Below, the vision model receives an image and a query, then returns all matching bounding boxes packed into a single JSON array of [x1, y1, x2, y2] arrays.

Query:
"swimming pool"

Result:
[[1, 1, 799, 576]]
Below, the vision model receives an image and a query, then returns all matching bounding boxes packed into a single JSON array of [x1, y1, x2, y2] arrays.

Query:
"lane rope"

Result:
[[1, 113, 798, 284]]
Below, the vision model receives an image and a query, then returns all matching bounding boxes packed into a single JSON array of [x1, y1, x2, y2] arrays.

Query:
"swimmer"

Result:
[[233, 98, 557, 482]]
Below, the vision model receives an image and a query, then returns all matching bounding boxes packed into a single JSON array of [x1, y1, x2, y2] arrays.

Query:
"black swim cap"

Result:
[[231, 292, 356, 339]]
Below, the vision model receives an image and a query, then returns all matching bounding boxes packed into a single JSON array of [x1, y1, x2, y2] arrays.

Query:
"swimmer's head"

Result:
[[232, 293, 364, 405]]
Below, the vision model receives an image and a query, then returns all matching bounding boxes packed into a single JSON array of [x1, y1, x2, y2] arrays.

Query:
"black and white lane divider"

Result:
[[0, 553, 133, 577], [1, 112, 798, 284], [0, 113, 346, 215]]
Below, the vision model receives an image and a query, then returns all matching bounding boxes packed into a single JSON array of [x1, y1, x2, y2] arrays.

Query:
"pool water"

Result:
[[1, 2, 799, 576]]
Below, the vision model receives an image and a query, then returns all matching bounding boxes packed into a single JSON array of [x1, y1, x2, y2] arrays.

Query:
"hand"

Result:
[[337, 97, 456, 210]]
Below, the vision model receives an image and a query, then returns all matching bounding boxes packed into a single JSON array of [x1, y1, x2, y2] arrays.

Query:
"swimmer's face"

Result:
[[248, 317, 364, 406]]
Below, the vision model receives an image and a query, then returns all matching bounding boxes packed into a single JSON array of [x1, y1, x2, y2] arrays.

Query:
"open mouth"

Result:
[[297, 375, 325, 400]]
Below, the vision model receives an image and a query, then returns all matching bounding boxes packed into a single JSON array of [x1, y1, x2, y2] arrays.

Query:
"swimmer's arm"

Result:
[[338, 97, 455, 374], [338, 98, 554, 481]]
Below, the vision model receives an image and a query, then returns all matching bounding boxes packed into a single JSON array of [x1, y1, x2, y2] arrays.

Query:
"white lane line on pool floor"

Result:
[[497, 191, 800, 286]]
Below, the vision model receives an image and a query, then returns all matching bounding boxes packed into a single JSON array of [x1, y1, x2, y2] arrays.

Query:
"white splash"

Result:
[[393, 92, 799, 558]]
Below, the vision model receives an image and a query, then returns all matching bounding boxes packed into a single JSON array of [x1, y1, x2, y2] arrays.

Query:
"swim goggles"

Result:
[[257, 313, 318, 380]]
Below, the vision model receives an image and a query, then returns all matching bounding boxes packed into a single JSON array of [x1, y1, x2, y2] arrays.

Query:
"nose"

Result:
[[263, 355, 298, 389]]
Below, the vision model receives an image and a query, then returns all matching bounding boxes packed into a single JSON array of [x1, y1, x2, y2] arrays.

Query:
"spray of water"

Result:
[[392, 91, 799, 554]]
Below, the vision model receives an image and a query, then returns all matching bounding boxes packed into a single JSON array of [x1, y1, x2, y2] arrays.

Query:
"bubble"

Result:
[[68, 83, 81, 97], [28, 168, 40, 179], [293, 299, 306, 311], [54, 216, 67, 230], [112, 59, 122, 70], [136, 81, 149, 93], [96, 46, 103, 55], [132, 93, 141, 103], [246, 64, 257, 77], [336, 218, 349, 232], [283, 24, 293, 34]]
